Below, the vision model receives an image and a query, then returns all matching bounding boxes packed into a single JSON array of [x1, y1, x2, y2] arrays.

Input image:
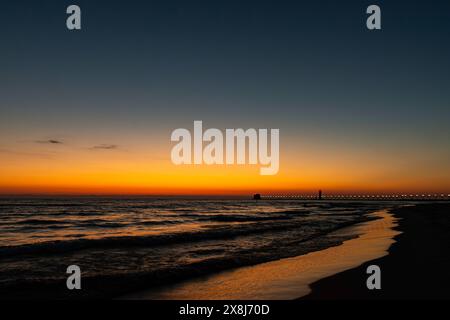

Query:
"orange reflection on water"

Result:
[[125, 209, 400, 300]]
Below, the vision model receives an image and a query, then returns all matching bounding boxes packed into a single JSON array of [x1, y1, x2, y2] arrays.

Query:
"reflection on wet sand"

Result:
[[126, 209, 400, 300]]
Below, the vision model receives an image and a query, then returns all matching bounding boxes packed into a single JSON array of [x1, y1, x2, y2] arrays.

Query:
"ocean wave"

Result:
[[0, 223, 292, 257], [0, 203, 91, 207], [0, 215, 375, 299], [15, 219, 68, 225], [0, 213, 371, 259], [203, 214, 293, 222]]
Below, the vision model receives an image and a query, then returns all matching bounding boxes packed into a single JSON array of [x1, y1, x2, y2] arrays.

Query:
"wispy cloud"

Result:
[[35, 139, 63, 145], [0, 148, 57, 159], [90, 144, 118, 150]]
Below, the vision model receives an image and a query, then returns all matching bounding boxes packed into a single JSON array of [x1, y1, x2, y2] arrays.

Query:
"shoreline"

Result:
[[302, 203, 450, 299], [123, 208, 399, 300]]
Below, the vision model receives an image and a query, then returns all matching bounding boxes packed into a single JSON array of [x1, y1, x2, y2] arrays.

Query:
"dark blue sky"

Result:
[[2, 1, 449, 128]]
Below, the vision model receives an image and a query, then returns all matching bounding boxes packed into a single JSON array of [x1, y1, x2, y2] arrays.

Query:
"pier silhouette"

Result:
[[254, 192, 450, 201]]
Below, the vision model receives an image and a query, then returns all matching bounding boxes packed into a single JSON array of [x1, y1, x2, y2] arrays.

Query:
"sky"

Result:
[[1, 0, 449, 195]]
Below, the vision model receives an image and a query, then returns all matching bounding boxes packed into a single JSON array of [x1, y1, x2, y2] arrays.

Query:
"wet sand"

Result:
[[303, 202, 450, 300], [124, 208, 400, 300]]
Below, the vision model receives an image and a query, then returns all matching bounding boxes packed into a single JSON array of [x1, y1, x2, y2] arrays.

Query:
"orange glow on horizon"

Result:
[[1, 137, 449, 196]]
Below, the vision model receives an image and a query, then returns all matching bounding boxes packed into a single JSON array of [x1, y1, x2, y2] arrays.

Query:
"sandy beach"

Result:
[[303, 203, 450, 299]]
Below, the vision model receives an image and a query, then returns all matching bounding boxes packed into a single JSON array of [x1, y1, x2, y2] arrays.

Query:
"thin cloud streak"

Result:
[[35, 139, 63, 145], [90, 144, 119, 150]]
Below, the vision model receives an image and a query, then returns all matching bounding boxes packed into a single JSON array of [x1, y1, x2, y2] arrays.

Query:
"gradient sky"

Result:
[[1, 0, 449, 195]]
